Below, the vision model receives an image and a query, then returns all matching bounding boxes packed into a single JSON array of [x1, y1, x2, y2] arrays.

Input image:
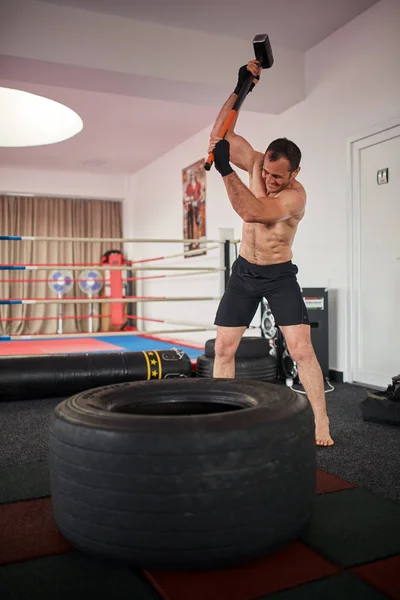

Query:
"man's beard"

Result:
[[266, 180, 290, 194]]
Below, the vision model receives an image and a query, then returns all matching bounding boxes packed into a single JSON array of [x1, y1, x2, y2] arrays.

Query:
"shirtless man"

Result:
[[209, 59, 334, 447]]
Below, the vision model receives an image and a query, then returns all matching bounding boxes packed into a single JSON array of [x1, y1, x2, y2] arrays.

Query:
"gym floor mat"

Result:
[[0, 334, 204, 360], [1, 462, 400, 599]]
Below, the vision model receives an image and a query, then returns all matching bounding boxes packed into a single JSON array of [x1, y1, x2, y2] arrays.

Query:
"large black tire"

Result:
[[196, 354, 277, 382], [49, 378, 316, 571], [205, 336, 270, 359]]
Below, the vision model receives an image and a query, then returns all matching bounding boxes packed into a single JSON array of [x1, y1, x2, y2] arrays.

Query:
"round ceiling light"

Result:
[[0, 87, 83, 147]]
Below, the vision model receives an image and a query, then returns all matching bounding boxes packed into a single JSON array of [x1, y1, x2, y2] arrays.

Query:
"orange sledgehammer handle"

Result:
[[203, 70, 256, 171], [204, 110, 237, 171]]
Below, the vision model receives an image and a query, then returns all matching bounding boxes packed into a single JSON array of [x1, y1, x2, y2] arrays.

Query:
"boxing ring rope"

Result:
[[0, 242, 218, 267], [0, 243, 222, 271], [0, 329, 211, 342], [0, 230, 238, 341], [0, 312, 215, 330], [0, 271, 216, 284], [0, 265, 223, 272], [0, 236, 239, 244], [0, 297, 220, 305]]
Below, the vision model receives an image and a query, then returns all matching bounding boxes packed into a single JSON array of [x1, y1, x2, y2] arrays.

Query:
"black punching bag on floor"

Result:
[[0, 349, 192, 401]]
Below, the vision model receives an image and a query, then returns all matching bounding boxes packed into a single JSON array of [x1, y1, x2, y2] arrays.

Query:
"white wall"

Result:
[[124, 0, 400, 371], [0, 167, 128, 200], [124, 129, 237, 343]]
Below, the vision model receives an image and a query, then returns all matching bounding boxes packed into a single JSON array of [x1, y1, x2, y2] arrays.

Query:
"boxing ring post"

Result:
[[219, 227, 235, 295]]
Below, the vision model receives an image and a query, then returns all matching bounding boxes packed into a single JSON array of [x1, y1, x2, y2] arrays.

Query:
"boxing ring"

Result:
[[0, 231, 245, 399]]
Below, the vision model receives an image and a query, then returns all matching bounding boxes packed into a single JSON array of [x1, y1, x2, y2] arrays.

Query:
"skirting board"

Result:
[[329, 370, 344, 383]]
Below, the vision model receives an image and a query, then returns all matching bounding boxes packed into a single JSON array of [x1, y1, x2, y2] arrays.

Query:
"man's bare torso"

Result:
[[239, 152, 306, 265]]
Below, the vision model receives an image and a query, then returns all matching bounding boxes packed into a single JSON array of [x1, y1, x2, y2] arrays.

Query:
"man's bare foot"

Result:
[[315, 417, 334, 446]]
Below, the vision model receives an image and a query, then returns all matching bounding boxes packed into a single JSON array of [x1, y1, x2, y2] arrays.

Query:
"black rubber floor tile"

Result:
[[261, 571, 388, 599], [0, 551, 162, 600], [0, 462, 50, 504], [301, 487, 400, 567]]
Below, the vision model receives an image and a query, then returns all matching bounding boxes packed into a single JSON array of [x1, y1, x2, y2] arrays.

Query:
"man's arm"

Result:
[[222, 172, 305, 224], [209, 61, 261, 174], [212, 138, 305, 224]]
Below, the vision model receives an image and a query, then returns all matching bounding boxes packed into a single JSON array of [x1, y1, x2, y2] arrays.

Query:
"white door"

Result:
[[352, 125, 400, 388]]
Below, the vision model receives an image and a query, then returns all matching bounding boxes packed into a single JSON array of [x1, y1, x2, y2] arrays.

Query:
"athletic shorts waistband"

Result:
[[236, 255, 295, 274]]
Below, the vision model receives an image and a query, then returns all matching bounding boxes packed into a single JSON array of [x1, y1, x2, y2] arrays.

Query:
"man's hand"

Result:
[[208, 135, 222, 155], [213, 139, 234, 177], [234, 60, 262, 95]]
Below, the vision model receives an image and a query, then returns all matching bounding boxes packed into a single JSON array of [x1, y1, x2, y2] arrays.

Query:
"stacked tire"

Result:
[[196, 336, 277, 382]]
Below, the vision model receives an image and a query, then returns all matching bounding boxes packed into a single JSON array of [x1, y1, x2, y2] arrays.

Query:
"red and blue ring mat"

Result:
[[0, 334, 204, 362]]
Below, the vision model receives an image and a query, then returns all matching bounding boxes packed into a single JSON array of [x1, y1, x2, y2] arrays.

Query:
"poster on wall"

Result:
[[182, 158, 206, 257]]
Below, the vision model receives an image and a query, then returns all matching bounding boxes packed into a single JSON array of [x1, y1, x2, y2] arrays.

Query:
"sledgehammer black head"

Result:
[[253, 33, 274, 69]]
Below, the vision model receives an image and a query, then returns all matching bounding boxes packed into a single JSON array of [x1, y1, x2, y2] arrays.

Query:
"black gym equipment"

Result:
[[0, 349, 192, 401], [196, 353, 277, 381], [361, 374, 400, 426], [198, 336, 277, 381], [276, 329, 299, 384], [261, 288, 330, 384], [361, 394, 400, 427], [205, 336, 271, 359], [302, 288, 330, 380], [49, 378, 316, 571]]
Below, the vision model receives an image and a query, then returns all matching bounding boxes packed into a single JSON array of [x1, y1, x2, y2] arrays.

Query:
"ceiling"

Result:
[[0, 0, 380, 176], [40, 0, 380, 52], [0, 77, 218, 175]]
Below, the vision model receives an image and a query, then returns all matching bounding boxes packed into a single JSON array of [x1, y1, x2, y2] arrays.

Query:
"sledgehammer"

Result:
[[204, 33, 274, 171]]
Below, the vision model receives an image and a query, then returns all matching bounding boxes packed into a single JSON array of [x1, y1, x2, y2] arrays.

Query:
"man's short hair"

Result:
[[266, 138, 301, 172]]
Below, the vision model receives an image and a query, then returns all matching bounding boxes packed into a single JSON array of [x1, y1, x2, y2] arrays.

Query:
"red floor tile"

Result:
[[0, 338, 121, 355], [351, 554, 400, 599], [0, 498, 71, 565], [316, 469, 357, 494], [144, 541, 341, 600]]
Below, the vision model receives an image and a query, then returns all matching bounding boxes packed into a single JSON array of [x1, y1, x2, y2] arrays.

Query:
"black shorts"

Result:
[[214, 256, 310, 328]]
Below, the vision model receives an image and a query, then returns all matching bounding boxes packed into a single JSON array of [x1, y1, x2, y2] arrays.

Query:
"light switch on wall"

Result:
[[377, 168, 389, 184]]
